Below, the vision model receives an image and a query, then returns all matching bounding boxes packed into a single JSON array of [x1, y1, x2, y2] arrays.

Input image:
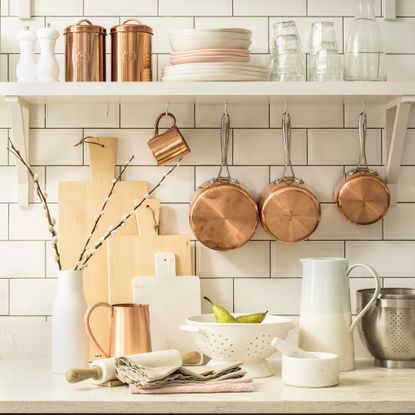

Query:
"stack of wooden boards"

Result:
[[58, 137, 198, 358]]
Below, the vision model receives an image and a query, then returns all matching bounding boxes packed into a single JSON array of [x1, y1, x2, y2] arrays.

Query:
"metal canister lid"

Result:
[[64, 19, 106, 34], [111, 19, 153, 35]]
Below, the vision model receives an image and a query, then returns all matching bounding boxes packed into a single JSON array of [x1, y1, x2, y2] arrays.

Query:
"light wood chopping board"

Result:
[[59, 137, 148, 359], [133, 252, 200, 353], [107, 198, 192, 305]]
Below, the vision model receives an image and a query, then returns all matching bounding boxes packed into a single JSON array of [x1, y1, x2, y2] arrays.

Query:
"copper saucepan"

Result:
[[335, 111, 390, 225], [189, 112, 258, 251], [258, 112, 321, 243]]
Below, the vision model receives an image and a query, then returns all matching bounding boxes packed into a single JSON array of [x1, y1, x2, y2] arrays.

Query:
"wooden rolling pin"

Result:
[[66, 350, 203, 385]]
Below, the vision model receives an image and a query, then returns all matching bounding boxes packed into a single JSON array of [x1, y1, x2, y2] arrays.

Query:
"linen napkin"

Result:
[[115, 357, 253, 391], [129, 374, 254, 394]]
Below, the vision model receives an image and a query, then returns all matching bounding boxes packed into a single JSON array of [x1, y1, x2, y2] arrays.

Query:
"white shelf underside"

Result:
[[1, 81, 415, 105]]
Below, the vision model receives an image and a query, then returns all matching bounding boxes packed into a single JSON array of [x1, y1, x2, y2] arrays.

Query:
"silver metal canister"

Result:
[[111, 19, 153, 82], [64, 19, 106, 82]]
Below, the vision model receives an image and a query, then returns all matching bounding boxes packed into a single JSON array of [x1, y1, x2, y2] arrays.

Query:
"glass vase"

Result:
[[345, 0, 386, 81]]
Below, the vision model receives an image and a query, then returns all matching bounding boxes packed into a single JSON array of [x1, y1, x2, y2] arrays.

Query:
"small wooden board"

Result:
[[107, 198, 192, 305]]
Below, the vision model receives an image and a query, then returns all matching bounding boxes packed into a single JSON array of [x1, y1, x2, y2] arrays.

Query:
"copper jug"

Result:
[[148, 112, 190, 165], [64, 19, 106, 82], [84, 303, 151, 358], [111, 19, 153, 82]]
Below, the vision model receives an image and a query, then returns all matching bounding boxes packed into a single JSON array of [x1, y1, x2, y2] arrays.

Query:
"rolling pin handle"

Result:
[[65, 366, 102, 383]]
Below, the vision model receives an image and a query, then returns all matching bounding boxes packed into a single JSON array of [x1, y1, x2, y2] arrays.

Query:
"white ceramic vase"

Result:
[[51, 270, 89, 374]]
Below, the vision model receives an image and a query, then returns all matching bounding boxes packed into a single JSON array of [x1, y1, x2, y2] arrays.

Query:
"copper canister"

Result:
[[111, 19, 153, 82], [64, 19, 106, 82]]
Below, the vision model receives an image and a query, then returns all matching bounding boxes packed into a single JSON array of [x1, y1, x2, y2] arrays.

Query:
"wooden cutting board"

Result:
[[59, 137, 148, 359], [133, 252, 200, 353], [107, 198, 192, 305]]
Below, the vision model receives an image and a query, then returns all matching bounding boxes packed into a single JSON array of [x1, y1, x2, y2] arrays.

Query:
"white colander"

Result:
[[180, 314, 293, 378]]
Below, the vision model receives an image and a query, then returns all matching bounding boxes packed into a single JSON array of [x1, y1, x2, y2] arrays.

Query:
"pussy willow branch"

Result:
[[74, 155, 135, 270], [77, 159, 182, 271], [8, 139, 62, 270]]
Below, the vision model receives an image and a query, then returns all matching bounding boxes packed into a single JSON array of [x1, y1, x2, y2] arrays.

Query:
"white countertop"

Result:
[[1, 358, 415, 413]]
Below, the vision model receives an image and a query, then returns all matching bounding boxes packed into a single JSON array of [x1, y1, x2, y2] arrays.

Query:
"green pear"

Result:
[[203, 296, 238, 323], [236, 311, 268, 323]]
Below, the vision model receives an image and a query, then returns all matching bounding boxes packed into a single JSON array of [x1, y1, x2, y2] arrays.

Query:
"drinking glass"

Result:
[[308, 22, 343, 81], [270, 28, 305, 81]]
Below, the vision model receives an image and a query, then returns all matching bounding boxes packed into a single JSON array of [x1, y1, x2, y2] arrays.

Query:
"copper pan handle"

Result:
[[216, 112, 232, 181]]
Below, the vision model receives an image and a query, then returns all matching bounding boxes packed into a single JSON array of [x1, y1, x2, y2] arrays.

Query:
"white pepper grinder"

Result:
[[36, 24, 60, 82], [16, 26, 37, 82]]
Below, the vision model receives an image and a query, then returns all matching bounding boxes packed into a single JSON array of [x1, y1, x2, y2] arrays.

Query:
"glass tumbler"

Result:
[[270, 34, 305, 81], [308, 22, 343, 81]]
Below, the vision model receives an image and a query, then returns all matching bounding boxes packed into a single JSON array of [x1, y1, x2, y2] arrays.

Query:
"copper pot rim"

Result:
[[189, 178, 259, 251], [335, 168, 390, 225], [259, 180, 321, 243]]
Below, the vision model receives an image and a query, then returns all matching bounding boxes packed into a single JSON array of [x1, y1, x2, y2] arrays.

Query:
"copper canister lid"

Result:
[[260, 182, 321, 243], [64, 19, 106, 34], [336, 171, 390, 225], [190, 180, 258, 251], [111, 19, 153, 34]]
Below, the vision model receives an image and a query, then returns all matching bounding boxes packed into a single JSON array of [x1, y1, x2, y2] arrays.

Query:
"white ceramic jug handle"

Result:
[[346, 263, 381, 333]]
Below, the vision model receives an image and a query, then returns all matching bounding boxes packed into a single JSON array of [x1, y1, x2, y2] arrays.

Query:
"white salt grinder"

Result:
[[36, 24, 60, 82], [16, 26, 37, 82]]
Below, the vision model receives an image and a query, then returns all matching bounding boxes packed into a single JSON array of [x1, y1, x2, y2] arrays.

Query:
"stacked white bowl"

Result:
[[163, 28, 268, 81]]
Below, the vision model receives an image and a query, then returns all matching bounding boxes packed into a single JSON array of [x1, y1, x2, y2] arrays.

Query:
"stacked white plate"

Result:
[[163, 28, 268, 81], [171, 49, 250, 65], [163, 62, 269, 81], [170, 28, 252, 52]]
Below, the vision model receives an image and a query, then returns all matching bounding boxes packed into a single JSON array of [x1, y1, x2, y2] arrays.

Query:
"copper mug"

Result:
[[84, 303, 151, 358], [147, 112, 190, 165]]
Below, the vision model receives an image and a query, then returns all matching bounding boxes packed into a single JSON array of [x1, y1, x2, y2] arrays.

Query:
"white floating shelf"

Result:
[[1, 81, 415, 207], [1, 81, 415, 104]]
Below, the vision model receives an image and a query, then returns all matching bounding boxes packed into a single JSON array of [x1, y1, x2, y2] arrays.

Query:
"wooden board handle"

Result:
[[65, 366, 102, 383], [88, 137, 117, 183]]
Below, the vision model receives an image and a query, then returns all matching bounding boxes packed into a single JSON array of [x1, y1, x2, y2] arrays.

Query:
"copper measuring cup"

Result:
[[147, 112, 190, 165], [189, 112, 258, 251], [258, 112, 321, 243], [84, 303, 152, 358], [335, 111, 390, 225]]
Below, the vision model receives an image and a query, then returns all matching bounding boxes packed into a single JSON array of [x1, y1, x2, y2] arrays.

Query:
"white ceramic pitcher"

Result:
[[298, 257, 380, 371]]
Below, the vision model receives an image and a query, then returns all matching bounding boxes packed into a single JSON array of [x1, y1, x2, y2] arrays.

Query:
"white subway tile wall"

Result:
[[0, 0, 415, 359]]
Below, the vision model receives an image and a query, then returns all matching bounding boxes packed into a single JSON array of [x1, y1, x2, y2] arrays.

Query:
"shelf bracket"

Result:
[[385, 97, 415, 205], [5, 96, 31, 208]]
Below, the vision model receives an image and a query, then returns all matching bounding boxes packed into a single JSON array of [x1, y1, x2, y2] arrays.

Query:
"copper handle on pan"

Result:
[[216, 112, 234, 181], [84, 302, 113, 358]]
